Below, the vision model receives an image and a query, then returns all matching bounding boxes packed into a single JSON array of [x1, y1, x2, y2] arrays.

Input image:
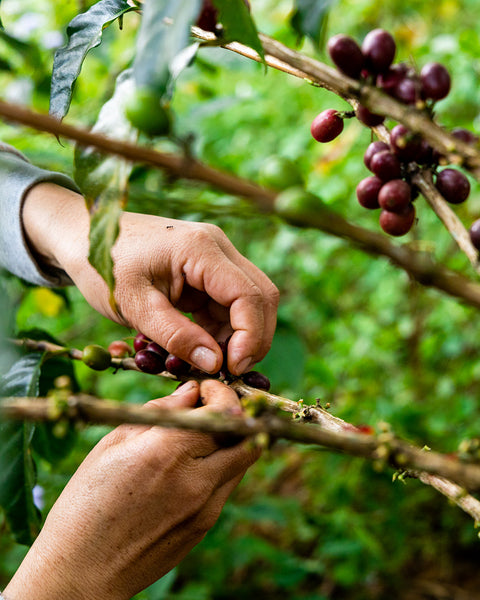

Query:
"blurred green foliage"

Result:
[[2, 0, 480, 598]]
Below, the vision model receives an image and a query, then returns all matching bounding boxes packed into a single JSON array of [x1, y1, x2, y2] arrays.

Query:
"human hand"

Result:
[[3, 379, 260, 600], [22, 183, 279, 375]]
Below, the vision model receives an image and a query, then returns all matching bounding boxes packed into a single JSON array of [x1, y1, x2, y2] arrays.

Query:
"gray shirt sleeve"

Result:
[[0, 143, 81, 287]]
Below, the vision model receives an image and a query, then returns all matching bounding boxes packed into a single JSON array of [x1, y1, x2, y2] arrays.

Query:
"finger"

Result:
[[210, 236, 279, 374], [144, 380, 200, 410], [133, 286, 223, 374], [198, 379, 243, 416], [183, 250, 273, 375]]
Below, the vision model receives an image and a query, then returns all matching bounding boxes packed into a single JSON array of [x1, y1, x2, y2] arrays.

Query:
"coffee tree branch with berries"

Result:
[[2, 0, 480, 596]]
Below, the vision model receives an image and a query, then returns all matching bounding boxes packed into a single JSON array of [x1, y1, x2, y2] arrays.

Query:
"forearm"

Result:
[[0, 148, 80, 286], [22, 182, 90, 275]]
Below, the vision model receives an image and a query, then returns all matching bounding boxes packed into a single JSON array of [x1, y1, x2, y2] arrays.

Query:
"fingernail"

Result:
[[236, 356, 253, 375], [172, 380, 195, 395], [190, 346, 218, 373]]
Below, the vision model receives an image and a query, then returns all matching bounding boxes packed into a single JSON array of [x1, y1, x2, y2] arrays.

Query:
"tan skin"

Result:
[[21, 182, 279, 375], [3, 182, 278, 598]]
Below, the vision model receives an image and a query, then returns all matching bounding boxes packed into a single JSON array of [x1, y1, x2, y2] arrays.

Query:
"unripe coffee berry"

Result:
[[82, 344, 112, 371], [108, 340, 133, 358]]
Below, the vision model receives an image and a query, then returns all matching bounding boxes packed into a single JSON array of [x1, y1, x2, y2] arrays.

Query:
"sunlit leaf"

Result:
[[49, 0, 133, 120], [132, 0, 203, 98], [212, 0, 265, 63]]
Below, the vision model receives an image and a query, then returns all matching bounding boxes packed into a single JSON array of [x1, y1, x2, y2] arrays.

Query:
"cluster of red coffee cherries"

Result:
[[310, 28, 477, 239], [115, 333, 272, 391]]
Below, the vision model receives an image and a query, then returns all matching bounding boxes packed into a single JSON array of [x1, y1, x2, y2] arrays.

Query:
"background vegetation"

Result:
[[2, 0, 480, 597]]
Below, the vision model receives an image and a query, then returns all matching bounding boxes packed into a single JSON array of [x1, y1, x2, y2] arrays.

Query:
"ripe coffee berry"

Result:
[[327, 34, 364, 79], [310, 109, 344, 142], [376, 63, 409, 95], [241, 371, 271, 391], [469, 219, 480, 250], [364, 141, 389, 170], [165, 353, 191, 376], [390, 125, 422, 162], [393, 75, 422, 105], [195, 0, 218, 32], [369, 150, 402, 181], [378, 179, 412, 212], [452, 128, 478, 145], [133, 332, 150, 353], [420, 62, 451, 101], [146, 342, 168, 359], [379, 204, 415, 237], [135, 349, 165, 374], [356, 105, 384, 127], [362, 29, 396, 73], [356, 176, 382, 209], [435, 168, 470, 204]]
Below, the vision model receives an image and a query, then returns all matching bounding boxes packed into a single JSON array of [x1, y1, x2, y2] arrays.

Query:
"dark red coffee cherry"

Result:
[[390, 124, 422, 162], [420, 62, 451, 101], [469, 219, 480, 250], [452, 128, 478, 145], [362, 29, 396, 73], [394, 75, 422, 105], [378, 179, 412, 212], [356, 176, 383, 209], [241, 371, 271, 391], [195, 0, 218, 32], [370, 150, 402, 181], [435, 168, 470, 204], [364, 141, 389, 169], [376, 63, 409, 95], [310, 109, 344, 142], [165, 353, 191, 376], [379, 204, 415, 237], [416, 140, 435, 165], [133, 332, 151, 353], [356, 105, 384, 127], [134, 349, 165, 374], [327, 34, 365, 79], [146, 342, 168, 360]]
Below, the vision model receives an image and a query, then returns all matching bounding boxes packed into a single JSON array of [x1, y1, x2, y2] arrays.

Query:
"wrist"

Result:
[[22, 182, 89, 276]]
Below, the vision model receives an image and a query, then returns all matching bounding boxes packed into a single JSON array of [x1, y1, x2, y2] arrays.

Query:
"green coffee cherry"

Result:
[[125, 88, 171, 136], [275, 186, 323, 219], [258, 156, 304, 190], [82, 344, 112, 371]]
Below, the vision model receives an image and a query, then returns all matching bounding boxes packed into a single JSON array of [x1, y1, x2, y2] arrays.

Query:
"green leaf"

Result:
[[0, 353, 43, 545], [290, 0, 337, 46], [88, 193, 123, 304], [132, 0, 203, 97], [74, 69, 137, 202], [49, 0, 133, 120], [74, 69, 136, 300], [212, 0, 265, 63]]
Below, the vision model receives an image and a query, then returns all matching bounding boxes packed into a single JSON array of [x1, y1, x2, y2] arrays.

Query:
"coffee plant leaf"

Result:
[[290, 0, 338, 46], [0, 353, 43, 545], [132, 0, 202, 98], [212, 0, 265, 64], [49, 0, 133, 120]]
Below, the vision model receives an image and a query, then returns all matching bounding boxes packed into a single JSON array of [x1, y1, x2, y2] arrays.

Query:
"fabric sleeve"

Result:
[[0, 142, 81, 287]]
